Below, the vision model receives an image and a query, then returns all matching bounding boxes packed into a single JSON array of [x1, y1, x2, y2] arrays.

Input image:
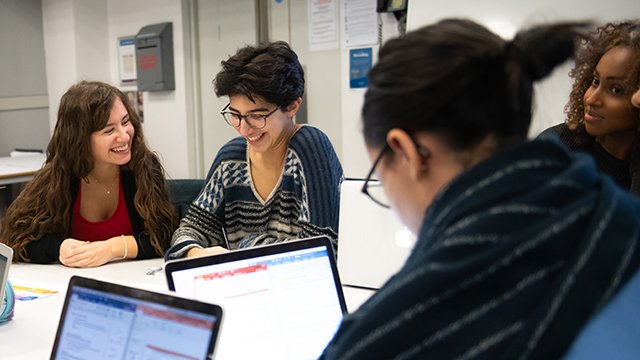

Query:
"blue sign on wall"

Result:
[[349, 47, 372, 89]]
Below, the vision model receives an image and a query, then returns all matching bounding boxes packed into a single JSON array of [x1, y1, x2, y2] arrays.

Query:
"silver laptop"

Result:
[[338, 178, 416, 289], [165, 236, 346, 360], [0, 243, 13, 317], [51, 276, 223, 360]]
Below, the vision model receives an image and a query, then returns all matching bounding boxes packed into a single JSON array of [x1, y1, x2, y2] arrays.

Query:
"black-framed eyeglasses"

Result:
[[220, 103, 280, 129], [361, 138, 431, 209], [361, 143, 391, 209]]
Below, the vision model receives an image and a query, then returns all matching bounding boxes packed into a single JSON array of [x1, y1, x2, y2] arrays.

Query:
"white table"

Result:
[[0, 154, 46, 186], [0, 258, 375, 359]]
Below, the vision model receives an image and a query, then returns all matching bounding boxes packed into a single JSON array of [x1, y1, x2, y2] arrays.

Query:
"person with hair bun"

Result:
[[540, 20, 640, 194], [0, 81, 178, 267], [166, 41, 343, 260], [320, 19, 640, 359]]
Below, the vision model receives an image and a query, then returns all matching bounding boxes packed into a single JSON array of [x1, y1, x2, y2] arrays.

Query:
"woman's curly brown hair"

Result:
[[0, 81, 178, 261], [565, 20, 640, 134]]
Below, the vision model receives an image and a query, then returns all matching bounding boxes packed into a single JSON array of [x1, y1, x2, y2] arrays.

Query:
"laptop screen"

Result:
[[0, 243, 12, 304], [165, 236, 346, 360], [51, 276, 222, 360]]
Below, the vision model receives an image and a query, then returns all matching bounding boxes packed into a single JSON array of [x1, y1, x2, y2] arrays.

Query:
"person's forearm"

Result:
[[25, 234, 66, 263], [108, 235, 138, 260]]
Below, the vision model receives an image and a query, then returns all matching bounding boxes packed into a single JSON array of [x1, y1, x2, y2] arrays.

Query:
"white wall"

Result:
[[339, 7, 401, 177], [0, 0, 50, 156], [74, 0, 110, 81], [195, 0, 257, 174], [42, 0, 112, 131], [289, 0, 343, 162], [43, 0, 83, 130], [406, 0, 640, 137]]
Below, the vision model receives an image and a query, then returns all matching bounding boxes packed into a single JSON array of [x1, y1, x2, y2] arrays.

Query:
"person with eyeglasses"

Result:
[[320, 19, 640, 359], [166, 41, 343, 260]]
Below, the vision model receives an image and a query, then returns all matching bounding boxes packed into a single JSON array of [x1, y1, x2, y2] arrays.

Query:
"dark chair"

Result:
[[166, 179, 204, 218]]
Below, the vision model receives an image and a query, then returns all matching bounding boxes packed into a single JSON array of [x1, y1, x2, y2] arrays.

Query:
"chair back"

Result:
[[167, 179, 204, 218], [563, 269, 640, 359]]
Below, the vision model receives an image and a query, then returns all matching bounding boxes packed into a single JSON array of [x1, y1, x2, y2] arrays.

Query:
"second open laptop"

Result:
[[165, 235, 346, 360], [50, 275, 223, 360], [0, 243, 13, 308], [338, 178, 416, 289], [0, 243, 13, 322]]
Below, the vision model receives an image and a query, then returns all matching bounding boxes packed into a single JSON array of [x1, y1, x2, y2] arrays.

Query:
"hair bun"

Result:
[[512, 22, 592, 81]]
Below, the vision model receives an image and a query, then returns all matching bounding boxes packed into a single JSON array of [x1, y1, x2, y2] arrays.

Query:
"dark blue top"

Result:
[[321, 138, 640, 360]]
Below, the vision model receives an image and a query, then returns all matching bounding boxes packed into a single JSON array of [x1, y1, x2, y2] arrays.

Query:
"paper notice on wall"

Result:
[[118, 36, 137, 85], [343, 0, 378, 47], [349, 47, 372, 89], [309, 0, 339, 51]]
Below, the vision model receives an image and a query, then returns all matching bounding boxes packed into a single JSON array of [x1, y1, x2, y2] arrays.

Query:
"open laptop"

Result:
[[0, 243, 13, 321], [338, 178, 416, 289], [0, 243, 12, 304], [50, 276, 223, 360], [165, 236, 346, 360]]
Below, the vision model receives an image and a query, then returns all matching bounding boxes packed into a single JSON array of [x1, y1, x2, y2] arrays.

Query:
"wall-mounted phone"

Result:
[[377, 0, 408, 35], [376, 0, 408, 13]]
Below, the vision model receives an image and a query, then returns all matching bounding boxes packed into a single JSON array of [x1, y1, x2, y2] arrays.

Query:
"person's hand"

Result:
[[186, 246, 229, 258], [59, 238, 115, 268]]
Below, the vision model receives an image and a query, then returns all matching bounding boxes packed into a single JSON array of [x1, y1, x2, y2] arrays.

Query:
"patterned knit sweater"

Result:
[[166, 125, 343, 259], [321, 138, 640, 360]]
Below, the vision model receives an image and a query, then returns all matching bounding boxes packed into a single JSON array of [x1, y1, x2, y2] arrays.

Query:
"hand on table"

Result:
[[59, 238, 116, 268]]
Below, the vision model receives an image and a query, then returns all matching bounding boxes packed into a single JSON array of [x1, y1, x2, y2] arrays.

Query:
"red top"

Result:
[[70, 175, 133, 241]]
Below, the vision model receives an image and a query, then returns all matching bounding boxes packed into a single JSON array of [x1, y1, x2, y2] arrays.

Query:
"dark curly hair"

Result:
[[1, 81, 178, 261], [213, 41, 304, 110], [565, 20, 640, 133]]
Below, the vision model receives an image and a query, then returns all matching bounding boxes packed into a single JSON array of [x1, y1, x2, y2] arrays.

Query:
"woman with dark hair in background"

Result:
[[321, 19, 640, 359], [0, 81, 177, 267], [540, 20, 640, 194], [166, 41, 343, 260]]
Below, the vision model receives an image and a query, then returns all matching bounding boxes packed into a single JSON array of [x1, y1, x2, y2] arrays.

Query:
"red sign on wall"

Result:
[[139, 54, 157, 70]]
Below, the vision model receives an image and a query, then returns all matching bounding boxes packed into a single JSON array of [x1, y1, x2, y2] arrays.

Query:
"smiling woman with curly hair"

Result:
[[0, 81, 178, 267], [540, 20, 640, 194]]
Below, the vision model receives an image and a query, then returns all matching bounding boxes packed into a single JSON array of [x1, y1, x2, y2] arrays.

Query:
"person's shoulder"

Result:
[[297, 124, 328, 136], [291, 125, 332, 146], [216, 136, 247, 161], [120, 169, 137, 190], [537, 123, 568, 138], [538, 123, 592, 149]]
